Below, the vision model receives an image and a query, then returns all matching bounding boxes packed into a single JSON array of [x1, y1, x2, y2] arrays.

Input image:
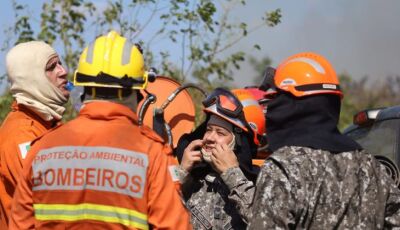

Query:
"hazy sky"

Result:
[[231, 0, 400, 86], [1, 0, 400, 94]]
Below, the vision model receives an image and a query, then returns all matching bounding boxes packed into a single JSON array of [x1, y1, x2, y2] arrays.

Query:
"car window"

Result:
[[358, 119, 398, 163]]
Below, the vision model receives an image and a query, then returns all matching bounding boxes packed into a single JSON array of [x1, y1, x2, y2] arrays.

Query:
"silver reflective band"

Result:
[[86, 42, 95, 64], [287, 57, 326, 74], [206, 103, 247, 129], [122, 41, 134, 65], [32, 146, 148, 199], [322, 84, 337, 89], [240, 99, 260, 108]]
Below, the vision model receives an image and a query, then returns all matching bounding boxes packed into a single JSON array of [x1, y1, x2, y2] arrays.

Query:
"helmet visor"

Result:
[[202, 88, 243, 118]]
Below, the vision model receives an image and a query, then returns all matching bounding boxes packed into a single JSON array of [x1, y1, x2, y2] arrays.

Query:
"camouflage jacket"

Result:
[[178, 166, 255, 230], [248, 146, 400, 230]]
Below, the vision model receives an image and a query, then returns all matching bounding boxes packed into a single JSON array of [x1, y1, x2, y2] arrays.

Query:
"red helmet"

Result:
[[244, 87, 269, 112], [274, 52, 342, 97], [203, 88, 265, 145]]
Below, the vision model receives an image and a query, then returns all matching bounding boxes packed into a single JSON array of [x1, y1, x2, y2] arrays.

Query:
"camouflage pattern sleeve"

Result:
[[247, 146, 400, 229], [220, 167, 255, 222], [379, 164, 400, 228], [248, 159, 297, 229], [176, 165, 190, 183]]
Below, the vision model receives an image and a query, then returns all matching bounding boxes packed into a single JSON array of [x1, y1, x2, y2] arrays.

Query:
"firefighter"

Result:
[[248, 52, 400, 229], [0, 41, 69, 229], [175, 88, 265, 229], [9, 31, 191, 229]]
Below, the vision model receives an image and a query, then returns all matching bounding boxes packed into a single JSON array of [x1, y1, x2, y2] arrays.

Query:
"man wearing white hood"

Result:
[[0, 41, 69, 229]]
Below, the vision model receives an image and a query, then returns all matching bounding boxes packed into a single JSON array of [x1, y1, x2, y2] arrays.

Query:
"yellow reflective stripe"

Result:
[[34, 203, 147, 219], [34, 203, 148, 230], [36, 213, 148, 230]]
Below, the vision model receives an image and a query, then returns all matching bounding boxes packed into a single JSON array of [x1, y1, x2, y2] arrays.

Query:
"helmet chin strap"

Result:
[[227, 132, 236, 150]]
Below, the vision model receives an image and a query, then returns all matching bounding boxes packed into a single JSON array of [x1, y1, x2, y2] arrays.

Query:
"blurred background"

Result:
[[1, 0, 400, 129]]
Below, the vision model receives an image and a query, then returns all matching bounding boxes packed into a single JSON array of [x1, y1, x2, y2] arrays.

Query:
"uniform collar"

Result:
[[79, 101, 139, 124], [11, 101, 57, 128]]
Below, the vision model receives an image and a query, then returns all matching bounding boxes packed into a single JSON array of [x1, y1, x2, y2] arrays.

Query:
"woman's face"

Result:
[[202, 124, 233, 152]]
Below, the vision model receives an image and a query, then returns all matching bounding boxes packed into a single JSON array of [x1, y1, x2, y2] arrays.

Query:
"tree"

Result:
[[339, 74, 400, 130], [0, 91, 13, 121], [0, 0, 282, 123], [248, 55, 272, 86]]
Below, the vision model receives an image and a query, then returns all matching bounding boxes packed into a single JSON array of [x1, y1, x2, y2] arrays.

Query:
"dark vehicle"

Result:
[[343, 106, 400, 187]]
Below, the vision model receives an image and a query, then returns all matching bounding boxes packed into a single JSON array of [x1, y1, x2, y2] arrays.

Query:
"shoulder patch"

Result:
[[168, 165, 180, 182], [18, 141, 31, 159]]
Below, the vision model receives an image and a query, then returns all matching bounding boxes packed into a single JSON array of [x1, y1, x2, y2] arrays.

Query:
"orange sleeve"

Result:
[[0, 127, 37, 228], [0, 138, 22, 229], [8, 146, 37, 230], [146, 142, 192, 229]]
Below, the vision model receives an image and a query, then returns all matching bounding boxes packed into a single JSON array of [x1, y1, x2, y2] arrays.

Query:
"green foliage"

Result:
[[1, 0, 281, 121], [0, 0, 35, 54], [61, 100, 79, 123], [92, 0, 281, 88], [38, 0, 96, 73], [11, 0, 35, 44], [0, 91, 13, 124], [0, 90, 78, 124], [264, 8, 281, 27], [248, 56, 272, 85], [4, 0, 282, 86], [339, 74, 400, 130]]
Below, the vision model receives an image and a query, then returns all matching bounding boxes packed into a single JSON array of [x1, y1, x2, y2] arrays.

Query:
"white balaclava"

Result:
[[6, 41, 68, 121]]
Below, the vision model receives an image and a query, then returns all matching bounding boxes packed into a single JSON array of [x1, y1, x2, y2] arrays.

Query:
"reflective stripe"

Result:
[[240, 99, 259, 108], [32, 146, 148, 198], [86, 42, 95, 64], [122, 41, 133, 65], [206, 103, 247, 129], [34, 203, 148, 230], [287, 57, 326, 74]]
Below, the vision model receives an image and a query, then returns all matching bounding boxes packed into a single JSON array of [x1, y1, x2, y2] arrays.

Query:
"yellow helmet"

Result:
[[74, 30, 151, 89]]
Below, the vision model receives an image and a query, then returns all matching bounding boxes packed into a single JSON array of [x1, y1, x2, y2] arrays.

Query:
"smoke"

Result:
[[231, 0, 400, 87]]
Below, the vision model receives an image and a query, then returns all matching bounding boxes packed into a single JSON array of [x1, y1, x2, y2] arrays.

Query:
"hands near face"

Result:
[[209, 144, 239, 174], [181, 140, 239, 174], [181, 139, 203, 172]]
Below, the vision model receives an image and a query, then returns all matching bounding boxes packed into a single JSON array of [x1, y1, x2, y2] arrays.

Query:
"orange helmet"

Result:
[[274, 52, 342, 97], [202, 88, 266, 145]]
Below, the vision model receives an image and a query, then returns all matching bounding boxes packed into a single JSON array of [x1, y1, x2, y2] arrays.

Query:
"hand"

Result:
[[181, 139, 203, 172], [210, 144, 239, 174]]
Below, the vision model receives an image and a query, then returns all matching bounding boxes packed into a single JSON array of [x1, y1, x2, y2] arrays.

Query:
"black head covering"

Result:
[[174, 114, 259, 182], [207, 114, 234, 132], [266, 92, 362, 153]]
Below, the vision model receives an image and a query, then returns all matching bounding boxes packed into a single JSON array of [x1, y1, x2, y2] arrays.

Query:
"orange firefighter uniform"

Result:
[[9, 101, 191, 230], [0, 102, 56, 229]]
